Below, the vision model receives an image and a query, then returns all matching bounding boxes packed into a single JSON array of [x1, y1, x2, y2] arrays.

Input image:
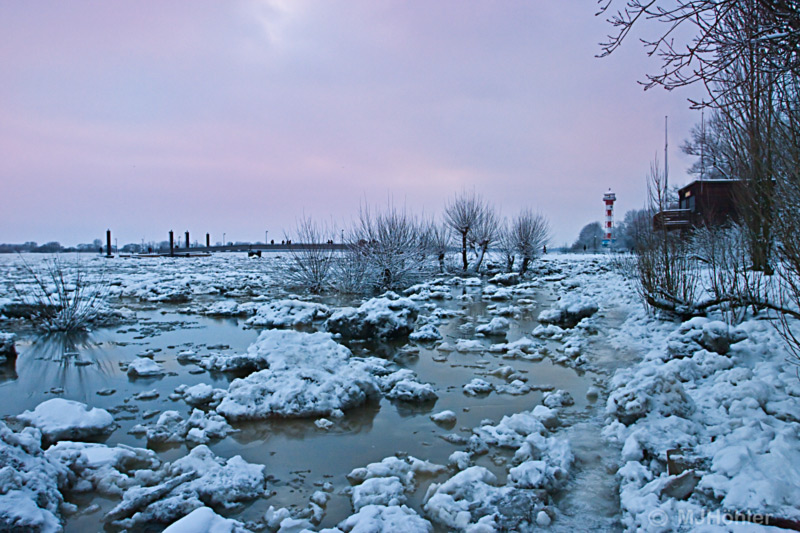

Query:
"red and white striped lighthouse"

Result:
[[602, 189, 616, 248]]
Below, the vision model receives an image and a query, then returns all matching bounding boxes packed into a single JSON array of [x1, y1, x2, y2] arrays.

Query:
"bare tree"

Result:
[[469, 204, 499, 273], [511, 209, 551, 275], [444, 190, 489, 272], [285, 217, 335, 293], [597, 0, 800, 102]]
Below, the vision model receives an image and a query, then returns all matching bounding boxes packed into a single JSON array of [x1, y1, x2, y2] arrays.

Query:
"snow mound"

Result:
[[176, 383, 227, 409], [325, 293, 418, 339], [489, 273, 519, 286], [409, 324, 443, 342], [201, 329, 352, 373], [347, 455, 446, 490], [45, 441, 161, 497], [163, 506, 251, 533], [475, 317, 510, 336], [423, 466, 545, 532], [215, 330, 379, 420], [430, 410, 457, 426], [127, 358, 165, 378], [108, 445, 266, 528], [337, 504, 432, 533], [16, 398, 115, 442], [202, 300, 256, 318], [463, 378, 493, 396], [0, 421, 70, 533], [537, 293, 598, 327], [246, 299, 330, 328], [144, 409, 234, 445]]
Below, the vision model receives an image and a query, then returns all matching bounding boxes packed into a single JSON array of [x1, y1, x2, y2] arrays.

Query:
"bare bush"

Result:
[[421, 220, 451, 274], [12, 256, 108, 332], [349, 202, 429, 291], [330, 244, 371, 295], [774, 173, 800, 363], [693, 224, 772, 324], [285, 217, 335, 293], [633, 158, 703, 318]]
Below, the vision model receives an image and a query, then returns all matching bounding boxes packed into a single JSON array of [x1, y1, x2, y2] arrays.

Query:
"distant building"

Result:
[[653, 179, 741, 231]]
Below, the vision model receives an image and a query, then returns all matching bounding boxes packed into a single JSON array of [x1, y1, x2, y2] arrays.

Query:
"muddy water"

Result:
[[0, 281, 626, 532]]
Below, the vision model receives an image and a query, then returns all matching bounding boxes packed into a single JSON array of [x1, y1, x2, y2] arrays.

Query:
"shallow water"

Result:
[[0, 257, 626, 532]]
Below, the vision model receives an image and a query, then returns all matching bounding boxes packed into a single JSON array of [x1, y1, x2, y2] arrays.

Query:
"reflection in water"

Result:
[[229, 400, 382, 445], [0, 350, 17, 383], [19, 332, 116, 391]]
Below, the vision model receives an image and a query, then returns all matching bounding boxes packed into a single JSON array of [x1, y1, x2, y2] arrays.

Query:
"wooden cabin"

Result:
[[653, 179, 740, 231]]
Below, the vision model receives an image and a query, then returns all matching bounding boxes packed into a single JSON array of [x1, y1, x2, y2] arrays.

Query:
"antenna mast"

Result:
[[700, 110, 705, 181], [664, 115, 669, 201]]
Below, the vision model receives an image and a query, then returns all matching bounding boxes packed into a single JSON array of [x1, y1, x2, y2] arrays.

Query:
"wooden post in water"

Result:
[[185, 231, 190, 249], [169, 230, 174, 257], [206, 233, 210, 248], [106, 229, 112, 257]]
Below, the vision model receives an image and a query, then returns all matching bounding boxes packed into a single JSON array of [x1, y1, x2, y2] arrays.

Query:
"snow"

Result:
[[127, 357, 165, 378], [409, 324, 443, 342], [144, 409, 234, 445], [4, 252, 800, 532], [200, 328, 351, 373], [336, 504, 432, 533], [537, 292, 598, 327], [16, 398, 115, 442], [463, 378, 493, 396], [163, 506, 251, 533], [475, 317, 510, 336], [246, 299, 330, 328], [215, 330, 380, 419], [430, 410, 457, 425], [383, 379, 437, 402], [324, 293, 419, 339], [603, 298, 800, 530], [0, 421, 70, 532], [108, 445, 267, 528]]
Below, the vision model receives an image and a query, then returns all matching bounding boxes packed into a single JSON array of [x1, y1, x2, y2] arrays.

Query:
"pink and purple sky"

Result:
[[0, 1, 705, 247]]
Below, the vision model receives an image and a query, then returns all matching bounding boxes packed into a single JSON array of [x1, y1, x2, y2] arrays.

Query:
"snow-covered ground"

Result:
[[0, 252, 798, 532]]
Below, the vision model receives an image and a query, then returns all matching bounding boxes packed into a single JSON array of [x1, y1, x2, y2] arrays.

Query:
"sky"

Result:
[[0, 1, 706, 247]]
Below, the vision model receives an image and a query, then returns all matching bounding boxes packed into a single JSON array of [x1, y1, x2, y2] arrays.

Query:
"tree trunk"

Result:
[[461, 232, 469, 271]]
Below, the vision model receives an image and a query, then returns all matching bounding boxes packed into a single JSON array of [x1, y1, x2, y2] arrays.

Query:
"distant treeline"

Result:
[[0, 242, 101, 253]]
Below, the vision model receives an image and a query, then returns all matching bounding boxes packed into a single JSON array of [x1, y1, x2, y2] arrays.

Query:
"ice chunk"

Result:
[[0, 421, 70, 532], [215, 331, 380, 419], [246, 299, 330, 328], [325, 293, 418, 339], [163, 506, 250, 533], [475, 317, 510, 336], [409, 324, 443, 342], [17, 398, 114, 442], [337, 504, 432, 533], [537, 293, 598, 328], [127, 358, 165, 378]]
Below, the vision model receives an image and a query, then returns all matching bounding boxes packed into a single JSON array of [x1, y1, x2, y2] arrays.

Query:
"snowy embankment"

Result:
[[605, 312, 800, 531]]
